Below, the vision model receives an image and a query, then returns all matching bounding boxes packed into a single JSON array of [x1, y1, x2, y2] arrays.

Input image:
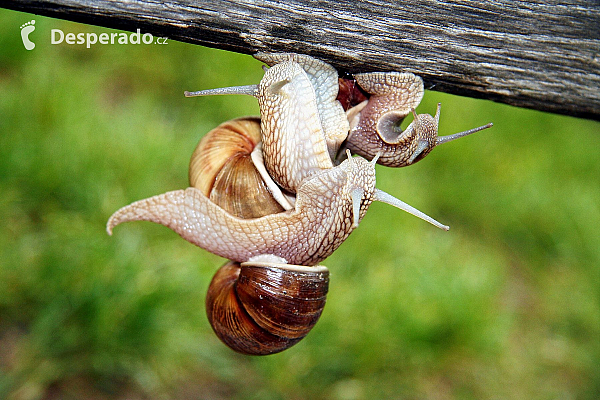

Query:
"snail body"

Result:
[[186, 59, 339, 193], [344, 71, 426, 166], [107, 154, 385, 266], [255, 52, 350, 160], [341, 72, 493, 167], [109, 152, 445, 266]]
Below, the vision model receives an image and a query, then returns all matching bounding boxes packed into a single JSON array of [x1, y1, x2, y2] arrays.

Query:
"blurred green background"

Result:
[[1, 8, 599, 400]]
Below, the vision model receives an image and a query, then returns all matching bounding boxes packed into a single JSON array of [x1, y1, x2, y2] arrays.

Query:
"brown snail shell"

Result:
[[189, 117, 286, 219], [206, 261, 330, 355]]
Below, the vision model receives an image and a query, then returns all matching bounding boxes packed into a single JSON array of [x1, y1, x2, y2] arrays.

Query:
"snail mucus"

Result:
[[107, 53, 493, 355]]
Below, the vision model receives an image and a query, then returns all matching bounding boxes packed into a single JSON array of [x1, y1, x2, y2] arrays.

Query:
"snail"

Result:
[[107, 149, 447, 265], [107, 56, 452, 355], [338, 72, 493, 167]]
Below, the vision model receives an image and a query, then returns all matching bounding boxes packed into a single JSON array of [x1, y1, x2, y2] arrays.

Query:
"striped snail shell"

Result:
[[206, 261, 329, 355], [188, 117, 293, 218]]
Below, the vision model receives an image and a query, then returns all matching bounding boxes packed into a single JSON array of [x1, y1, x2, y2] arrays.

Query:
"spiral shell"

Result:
[[189, 117, 286, 218], [206, 261, 330, 355]]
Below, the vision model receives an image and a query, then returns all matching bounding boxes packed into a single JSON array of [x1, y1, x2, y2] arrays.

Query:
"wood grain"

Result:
[[3, 0, 599, 120]]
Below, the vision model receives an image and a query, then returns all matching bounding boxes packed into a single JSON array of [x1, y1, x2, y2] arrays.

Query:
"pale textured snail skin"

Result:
[[108, 55, 452, 266], [255, 53, 349, 161], [254, 55, 491, 169], [184, 60, 340, 194], [206, 261, 329, 355], [108, 57, 450, 265], [342, 72, 493, 167], [344, 72, 430, 167], [255, 60, 341, 193], [106, 155, 376, 266]]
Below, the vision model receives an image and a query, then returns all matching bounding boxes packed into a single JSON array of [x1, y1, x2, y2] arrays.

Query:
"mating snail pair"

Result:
[[107, 53, 492, 355]]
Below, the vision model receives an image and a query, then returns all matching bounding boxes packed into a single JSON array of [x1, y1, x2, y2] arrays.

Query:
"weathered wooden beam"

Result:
[[3, 0, 600, 120]]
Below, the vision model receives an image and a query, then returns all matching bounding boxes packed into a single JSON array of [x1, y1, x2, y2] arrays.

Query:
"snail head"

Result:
[[342, 150, 449, 231], [402, 104, 493, 165]]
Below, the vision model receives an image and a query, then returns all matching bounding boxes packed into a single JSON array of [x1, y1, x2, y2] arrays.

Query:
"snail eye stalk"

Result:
[[184, 84, 259, 98], [372, 189, 449, 231]]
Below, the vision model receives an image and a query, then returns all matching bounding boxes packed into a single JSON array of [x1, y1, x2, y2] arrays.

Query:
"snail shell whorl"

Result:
[[189, 117, 285, 219], [206, 261, 330, 355]]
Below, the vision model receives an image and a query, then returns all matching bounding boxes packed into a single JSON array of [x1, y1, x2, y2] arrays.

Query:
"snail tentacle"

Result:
[[373, 189, 449, 231], [436, 123, 495, 145], [184, 84, 258, 97]]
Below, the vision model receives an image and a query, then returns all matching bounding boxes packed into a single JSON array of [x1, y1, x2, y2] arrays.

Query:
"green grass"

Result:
[[1, 8, 599, 400]]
